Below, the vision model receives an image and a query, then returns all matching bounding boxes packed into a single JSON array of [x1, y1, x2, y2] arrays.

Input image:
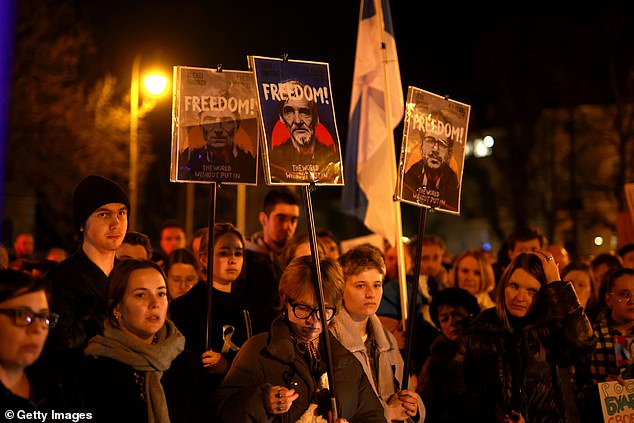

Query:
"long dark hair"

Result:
[[495, 253, 547, 330]]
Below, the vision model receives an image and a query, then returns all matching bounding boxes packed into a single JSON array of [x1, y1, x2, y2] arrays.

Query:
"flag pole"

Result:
[[375, 0, 408, 326]]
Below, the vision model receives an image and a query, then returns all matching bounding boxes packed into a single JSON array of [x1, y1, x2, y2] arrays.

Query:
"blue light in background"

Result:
[[0, 0, 16, 228]]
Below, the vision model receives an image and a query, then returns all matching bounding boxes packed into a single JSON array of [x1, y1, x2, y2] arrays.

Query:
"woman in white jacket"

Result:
[[331, 244, 425, 423]]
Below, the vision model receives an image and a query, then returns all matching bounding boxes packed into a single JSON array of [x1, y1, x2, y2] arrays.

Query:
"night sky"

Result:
[[79, 1, 628, 144], [10, 0, 633, 248]]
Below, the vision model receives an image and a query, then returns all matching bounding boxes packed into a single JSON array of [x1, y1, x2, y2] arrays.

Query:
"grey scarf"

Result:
[[85, 319, 185, 423]]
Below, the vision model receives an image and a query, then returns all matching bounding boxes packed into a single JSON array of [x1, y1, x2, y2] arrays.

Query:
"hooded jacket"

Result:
[[330, 308, 425, 422]]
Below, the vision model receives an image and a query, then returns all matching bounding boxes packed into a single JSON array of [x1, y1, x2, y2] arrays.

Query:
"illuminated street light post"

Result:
[[129, 56, 168, 230]]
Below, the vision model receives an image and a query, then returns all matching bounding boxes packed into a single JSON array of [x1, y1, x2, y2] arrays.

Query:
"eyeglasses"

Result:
[[422, 136, 449, 151], [610, 290, 634, 303], [0, 308, 59, 328], [289, 301, 337, 322]]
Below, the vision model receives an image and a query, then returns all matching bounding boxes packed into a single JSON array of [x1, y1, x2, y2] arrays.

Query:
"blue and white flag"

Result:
[[341, 0, 403, 246]]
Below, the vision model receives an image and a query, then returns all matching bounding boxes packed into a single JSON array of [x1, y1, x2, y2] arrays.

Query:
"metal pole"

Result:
[[205, 182, 217, 350], [236, 185, 246, 235], [402, 207, 427, 388], [302, 184, 339, 420], [186, 183, 195, 239], [129, 55, 140, 231]]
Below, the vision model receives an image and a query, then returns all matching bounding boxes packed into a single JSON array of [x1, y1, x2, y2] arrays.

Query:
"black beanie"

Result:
[[73, 175, 130, 232]]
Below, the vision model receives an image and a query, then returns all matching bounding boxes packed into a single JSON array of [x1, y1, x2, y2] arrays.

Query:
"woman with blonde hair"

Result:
[[448, 249, 496, 311]]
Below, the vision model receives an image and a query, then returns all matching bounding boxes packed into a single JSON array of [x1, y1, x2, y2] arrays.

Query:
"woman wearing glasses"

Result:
[[82, 260, 205, 422], [212, 256, 386, 422], [0, 269, 75, 411], [456, 251, 596, 423], [573, 268, 634, 422]]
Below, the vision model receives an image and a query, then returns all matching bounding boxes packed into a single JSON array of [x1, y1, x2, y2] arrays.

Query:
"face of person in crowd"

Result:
[[421, 135, 450, 170], [508, 238, 541, 260], [166, 263, 198, 300], [116, 243, 149, 261], [384, 245, 412, 282], [567, 270, 592, 309], [384, 246, 398, 281], [437, 304, 469, 341], [259, 203, 300, 252], [623, 251, 634, 270], [191, 235, 203, 258], [286, 289, 335, 343], [0, 290, 51, 370], [456, 255, 482, 296], [606, 274, 634, 325], [420, 243, 444, 277], [14, 234, 34, 258], [318, 236, 340, 260], [504, 268, 542, 318], [160, 227, 186, 256], [45, 248, 67, 263], [83, 203, 128, 253], [115, 268, 168, 343], [593, 263, 612, 295], [213, 233, 244, 286], [281, 97, 315, 151], [343, 269, 383, 321], [200, 109, 238, 150]]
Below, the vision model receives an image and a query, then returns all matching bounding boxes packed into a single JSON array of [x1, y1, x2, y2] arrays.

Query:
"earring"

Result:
[[114, 312, 121, 320]]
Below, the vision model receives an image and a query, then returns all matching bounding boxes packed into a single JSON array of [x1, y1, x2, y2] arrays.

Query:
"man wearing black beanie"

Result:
[[44, 175, 129, 356]]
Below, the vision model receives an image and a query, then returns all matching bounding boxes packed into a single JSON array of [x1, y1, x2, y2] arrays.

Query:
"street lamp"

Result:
[[129, 55, 168, 231]]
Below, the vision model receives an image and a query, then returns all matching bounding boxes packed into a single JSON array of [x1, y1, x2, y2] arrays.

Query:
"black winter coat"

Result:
[[44, 248, 111, 354], [457, 281, 596, 423], [81, 351, 207, 423], [211, 317, 387, 422]]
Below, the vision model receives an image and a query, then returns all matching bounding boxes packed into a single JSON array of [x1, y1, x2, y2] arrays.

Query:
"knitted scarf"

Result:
[[84, 319, 185, 423]]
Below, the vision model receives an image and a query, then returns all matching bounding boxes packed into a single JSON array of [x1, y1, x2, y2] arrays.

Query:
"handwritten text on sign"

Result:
[[599, 379, 634, 422]]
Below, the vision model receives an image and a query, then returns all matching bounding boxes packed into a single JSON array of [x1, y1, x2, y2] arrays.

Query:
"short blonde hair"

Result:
[[278, 256, 343, 309]]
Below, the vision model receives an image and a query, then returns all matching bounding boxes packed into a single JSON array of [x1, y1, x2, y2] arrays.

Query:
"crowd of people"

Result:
[[1, 174, 634, 422]]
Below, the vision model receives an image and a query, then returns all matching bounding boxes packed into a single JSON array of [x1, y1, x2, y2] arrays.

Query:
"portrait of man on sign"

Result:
[[178, 105, 256, 183], [402, 111, 460, 211], [268, 80, 341, 184], [171, 67, 259, 185]]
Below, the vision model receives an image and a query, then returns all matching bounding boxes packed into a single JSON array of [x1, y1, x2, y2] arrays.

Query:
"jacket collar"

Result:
[[265, 317, 298, 363], [331, 308, 392, 353]]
